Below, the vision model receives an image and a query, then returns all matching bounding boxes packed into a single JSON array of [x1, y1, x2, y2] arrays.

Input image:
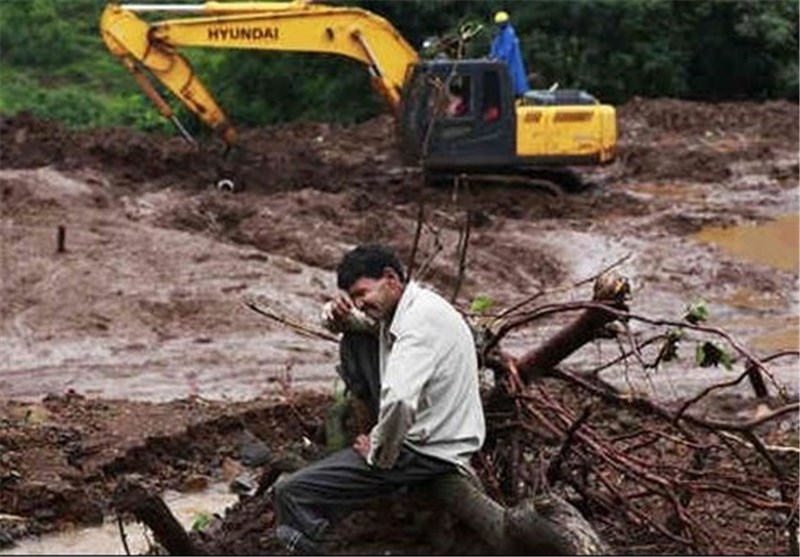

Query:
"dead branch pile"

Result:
[[391, 200, 798, 554], [242, 263, 798, 554], [470, 277, 799, 555]]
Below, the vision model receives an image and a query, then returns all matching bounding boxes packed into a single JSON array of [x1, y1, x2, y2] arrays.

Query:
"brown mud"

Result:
[[1, 98, 798, 554]]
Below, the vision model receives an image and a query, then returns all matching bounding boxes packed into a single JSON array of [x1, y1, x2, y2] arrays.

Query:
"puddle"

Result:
[[1, 483, 238, 555], [693, 214, 799, 272], [752, 325, 800, 352], [713, 289, 798, 351], [747, 315, 800, 352], [717, 287, 785, 311]]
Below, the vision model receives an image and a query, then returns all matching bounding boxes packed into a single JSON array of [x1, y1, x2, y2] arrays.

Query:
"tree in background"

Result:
[[0, 0, 796, 130], [681, 1, 799, 100]]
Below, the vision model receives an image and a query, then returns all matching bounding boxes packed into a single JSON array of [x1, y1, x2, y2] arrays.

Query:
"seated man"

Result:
[[273, 243, 486, 554]]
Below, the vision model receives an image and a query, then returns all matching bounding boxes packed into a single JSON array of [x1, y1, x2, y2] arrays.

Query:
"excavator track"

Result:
[[423, 166, 595, 196]]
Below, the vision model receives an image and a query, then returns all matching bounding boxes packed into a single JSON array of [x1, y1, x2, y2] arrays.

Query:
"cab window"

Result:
[[482, 71, 501, 122]]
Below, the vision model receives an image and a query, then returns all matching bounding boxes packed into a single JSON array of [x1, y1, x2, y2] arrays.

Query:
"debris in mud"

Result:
[[0, 98, 798, 554], [0, 392, 329, 543]]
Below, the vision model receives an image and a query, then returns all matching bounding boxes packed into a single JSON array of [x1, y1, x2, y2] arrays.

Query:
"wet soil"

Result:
[[0, 98, 798, 554], [0, 391, 328, 547]]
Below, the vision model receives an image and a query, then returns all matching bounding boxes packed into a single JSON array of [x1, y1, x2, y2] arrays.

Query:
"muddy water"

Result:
[[693, 214, 799, 272], [720, 294, 799, 352], [2, 164, 797, 404], [694, 214, 799, 352], [0, 331, 337, 402], [0, 484, 238, 555]]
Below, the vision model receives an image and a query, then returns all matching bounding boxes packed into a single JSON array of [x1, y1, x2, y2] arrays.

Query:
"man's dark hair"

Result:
[[337, 244, 406, 291]]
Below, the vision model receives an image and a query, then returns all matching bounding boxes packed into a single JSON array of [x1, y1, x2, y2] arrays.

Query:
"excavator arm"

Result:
[[100, 1, 419, 145]]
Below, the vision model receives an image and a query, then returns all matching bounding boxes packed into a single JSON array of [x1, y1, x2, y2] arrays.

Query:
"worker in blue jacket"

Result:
[[489, 11, 530, 97]]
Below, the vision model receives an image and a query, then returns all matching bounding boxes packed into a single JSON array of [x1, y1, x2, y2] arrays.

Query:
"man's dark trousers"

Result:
[[273, 332, 455, 553]]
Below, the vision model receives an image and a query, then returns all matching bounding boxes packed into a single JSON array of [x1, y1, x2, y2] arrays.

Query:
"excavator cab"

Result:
[[398, 58, 616, 189], [398, 60, 516, 171]]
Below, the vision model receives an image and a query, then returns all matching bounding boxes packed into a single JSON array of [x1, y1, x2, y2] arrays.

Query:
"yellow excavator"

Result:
[[100, 1, 617, 191]]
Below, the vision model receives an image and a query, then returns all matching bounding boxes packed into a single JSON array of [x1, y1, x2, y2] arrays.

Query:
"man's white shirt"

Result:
[[367, 281, 485, 472]]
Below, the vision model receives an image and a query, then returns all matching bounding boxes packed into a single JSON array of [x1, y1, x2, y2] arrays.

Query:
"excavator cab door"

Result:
[[397, 60, 516, 171]]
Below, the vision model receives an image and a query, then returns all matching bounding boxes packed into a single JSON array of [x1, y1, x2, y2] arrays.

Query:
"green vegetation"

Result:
[[0, 0, 796, 133], [470, 294, 495, 314], [684, 299, 710, 325], [695, 341, 735, 371], [190, 511, 212, 532]]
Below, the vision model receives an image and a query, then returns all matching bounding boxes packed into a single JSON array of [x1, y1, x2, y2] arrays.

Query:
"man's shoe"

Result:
[[275, 525, 322, 555]]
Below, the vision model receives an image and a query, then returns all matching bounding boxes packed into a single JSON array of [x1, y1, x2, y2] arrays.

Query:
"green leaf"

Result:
[[685, 299, 710, 324], [470, 294, 494, 314], [695, 341, 735, 370], [191, 512, 211, 532], [719, 349, 735, 371]]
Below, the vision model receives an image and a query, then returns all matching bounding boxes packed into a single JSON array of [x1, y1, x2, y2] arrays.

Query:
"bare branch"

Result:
[[244, 301, 338, 343]]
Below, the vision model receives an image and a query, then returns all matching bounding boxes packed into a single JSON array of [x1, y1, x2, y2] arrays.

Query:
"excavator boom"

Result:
[[100, 1, 419, 144]]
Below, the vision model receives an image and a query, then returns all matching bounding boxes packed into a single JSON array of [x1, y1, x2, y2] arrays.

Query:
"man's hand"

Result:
[[321, 294, 377, 334], [321, 294, 354, 333], [352, 434, 371, 460], [331, 294, 354, 323]]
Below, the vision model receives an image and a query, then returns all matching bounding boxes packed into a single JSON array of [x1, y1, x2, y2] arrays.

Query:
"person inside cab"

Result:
[[446, 78, 469, 117], [489, 10, 530, 98]]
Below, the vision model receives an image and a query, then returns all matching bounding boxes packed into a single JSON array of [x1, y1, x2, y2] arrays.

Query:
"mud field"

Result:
[[1, 98, 798, 554]]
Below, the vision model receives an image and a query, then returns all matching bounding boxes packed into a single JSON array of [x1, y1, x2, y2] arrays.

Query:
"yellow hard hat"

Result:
[[494, 11, 509, 24]]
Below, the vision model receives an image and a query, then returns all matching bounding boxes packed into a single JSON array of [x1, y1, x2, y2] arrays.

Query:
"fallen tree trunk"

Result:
[[506, 273, 630, 383], [113, 480, 207, 556], [429, 473, 609, 555]]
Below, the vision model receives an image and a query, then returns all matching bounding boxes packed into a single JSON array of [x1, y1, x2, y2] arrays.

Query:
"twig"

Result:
[[244, 301, 338, 343], [414, 223, 444, 281], [586, 334, 666, 377], [673, 367, 754, 421], [572, 253, 633, 289], [493, 252, 631, 322], [740, 426, 796, 550], [546, 404, 592, 484], [553, 364, 799, 434], [502, 301, 793, 398], [450, 209, 472, 303], [486, 301, 593, 352], [599, 305, 790, 398], [406, 201, 425, 280], [285, 396, 317, 439], [689, 401, 799, 432], [117, 514, 132, 556], [493, 288, 546, 321]]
